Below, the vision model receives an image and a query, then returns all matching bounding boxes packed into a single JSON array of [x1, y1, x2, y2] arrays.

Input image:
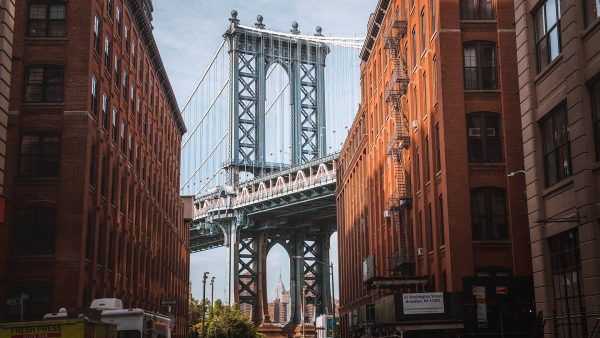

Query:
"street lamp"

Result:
[[507, 169, 525, 177], [209, 277, 215, 306], [201, 272, 210, 338], [292, 256, 337, 338]]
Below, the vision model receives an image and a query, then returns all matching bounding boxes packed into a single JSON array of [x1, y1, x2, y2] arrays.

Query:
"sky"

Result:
[[152, 0, 373, 302]]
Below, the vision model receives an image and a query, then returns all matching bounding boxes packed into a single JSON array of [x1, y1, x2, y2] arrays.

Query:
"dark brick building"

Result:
[[0, 0, 189, 336], [336, 0, 533, 336]]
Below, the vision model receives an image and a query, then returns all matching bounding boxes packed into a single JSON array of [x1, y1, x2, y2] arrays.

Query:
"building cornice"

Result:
[[359, 0, 390, 63], [125, 0, 187, 136]]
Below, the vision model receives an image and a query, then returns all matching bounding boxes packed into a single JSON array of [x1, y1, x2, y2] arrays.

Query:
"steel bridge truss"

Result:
[[190, 153, 338, 324], [225, 11, 329, 179]]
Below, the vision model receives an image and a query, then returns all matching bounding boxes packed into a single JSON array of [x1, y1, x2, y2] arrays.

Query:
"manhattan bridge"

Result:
[[180, 11, 362, 334]]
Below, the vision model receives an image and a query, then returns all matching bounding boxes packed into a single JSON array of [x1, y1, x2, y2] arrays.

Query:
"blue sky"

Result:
[[152, 0, 373, 301]]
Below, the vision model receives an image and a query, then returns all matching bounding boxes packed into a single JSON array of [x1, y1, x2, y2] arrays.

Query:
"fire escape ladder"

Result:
[[385, 11, 413, 275]]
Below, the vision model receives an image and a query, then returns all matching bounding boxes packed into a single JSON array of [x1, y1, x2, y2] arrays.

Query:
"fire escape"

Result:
[[383, 12, 414, 276]]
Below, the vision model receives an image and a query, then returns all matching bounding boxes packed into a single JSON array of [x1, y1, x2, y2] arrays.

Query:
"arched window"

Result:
[[463, 41, 497, 90], [467, 112, 502, 163], [471, 187, 508, 240]]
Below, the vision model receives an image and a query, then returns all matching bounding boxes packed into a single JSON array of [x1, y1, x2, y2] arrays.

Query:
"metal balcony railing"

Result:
[[388, 249, 415, 272]]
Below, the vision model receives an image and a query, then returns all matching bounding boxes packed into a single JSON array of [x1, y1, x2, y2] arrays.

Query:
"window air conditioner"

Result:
[[417, 248, 424, 256], [383, 210, 391, 218], [411, 120, 418, 129]]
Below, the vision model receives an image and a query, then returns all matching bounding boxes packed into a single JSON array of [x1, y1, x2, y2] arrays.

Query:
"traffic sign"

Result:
[[160, 299, 178, 306]]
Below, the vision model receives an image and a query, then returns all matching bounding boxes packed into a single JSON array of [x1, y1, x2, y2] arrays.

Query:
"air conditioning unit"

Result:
[[417, 248, 424, 256], [411, 120, 418, 129], [383, 210, 391, 218]]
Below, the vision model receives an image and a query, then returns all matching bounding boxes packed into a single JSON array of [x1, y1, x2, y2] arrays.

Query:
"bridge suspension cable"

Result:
[[180, 24, 363, 197]]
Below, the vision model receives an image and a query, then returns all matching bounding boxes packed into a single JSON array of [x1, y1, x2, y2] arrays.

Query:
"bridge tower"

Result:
[[211, 11, 334, 328]]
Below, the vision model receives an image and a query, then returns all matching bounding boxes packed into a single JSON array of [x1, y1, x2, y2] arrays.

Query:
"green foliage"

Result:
[[191, 299, 263, 338]]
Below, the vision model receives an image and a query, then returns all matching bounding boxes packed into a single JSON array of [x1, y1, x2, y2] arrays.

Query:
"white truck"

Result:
[[41, 298, 172, 338], [91, 299, 172, 338]]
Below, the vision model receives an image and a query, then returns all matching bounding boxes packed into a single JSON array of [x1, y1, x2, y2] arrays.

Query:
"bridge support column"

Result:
[[290, 231, 305, 324], [225, 220, 240, 306]]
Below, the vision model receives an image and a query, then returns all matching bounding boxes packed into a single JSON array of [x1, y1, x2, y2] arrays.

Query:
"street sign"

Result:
[[6, 298, 20, 306], [160, 300, 177, 306]]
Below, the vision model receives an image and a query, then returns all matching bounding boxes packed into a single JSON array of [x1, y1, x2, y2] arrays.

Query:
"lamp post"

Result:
[[293, 256, 337, 338], [210, 277, 215, 306], [201, 272, 209, 338]]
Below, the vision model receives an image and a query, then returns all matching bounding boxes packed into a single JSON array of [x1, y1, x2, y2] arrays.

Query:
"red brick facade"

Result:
[[0, 0, 189, 336], [336, 0, 532, 335]]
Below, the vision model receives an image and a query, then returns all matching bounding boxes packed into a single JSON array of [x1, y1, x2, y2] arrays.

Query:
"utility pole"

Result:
[[210, 277, 215, 306], [201, 272, 209, 338]]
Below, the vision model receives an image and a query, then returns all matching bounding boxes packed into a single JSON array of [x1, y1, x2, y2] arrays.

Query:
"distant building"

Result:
[[267, 273, 290, 324]]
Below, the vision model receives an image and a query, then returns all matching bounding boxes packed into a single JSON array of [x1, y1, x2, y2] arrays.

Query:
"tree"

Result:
[[192, 300, 265, 338]]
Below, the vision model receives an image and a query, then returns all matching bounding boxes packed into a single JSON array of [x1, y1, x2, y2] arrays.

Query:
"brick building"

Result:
[[0, 0, 15, 225], [336, 0, 534, 336], [0, 0, 189, 336], [514, 0, 600, 336]]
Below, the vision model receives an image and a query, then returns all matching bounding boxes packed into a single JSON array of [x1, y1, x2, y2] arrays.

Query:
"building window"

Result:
[[433, 55, 438, 100], [425, 135, 430, 183], [438, 195, 445, 246], [463, 42, 497, 90], [86, 212, 95, 260], [427, 202, 433, 250], [91, 76, 98, 116], [114, 55, 120, 87], [122, 71, 129, 100], [111, 166, 118, 205], [420, 8, 426, 53], [89, 142, 97, 188], [104, 36, 111, 70], [415, 147, 421, 191], [24, 66, 64, 103], [100, 155, 108, 197], [589, 79, 600, 161], [12, 208, 57, 255], [93, 15, 101, 53], [475, 267, 511, 277], [467, 112, 502, 163], [115, 5, 122, 36], [431, 0, 437, 33], [413, 86, 418, 120], [112, 108, 119, 143], [423, 72, 428, 115], [97, 222, 105, 265], [435, 123, 441, 172], [411, 26, 417, 69], [107, 0, 113, 18], [20, 135, 60, 178], [471, 187, 508, 240], [535, 0, 561, 71], [548, 230, 585, 338], [124, 25, 130, 54], [120, 122, 126, 154], [28, 2, 66, 37], [541, 104, 572, 187], [461, 0, 495, 20], [585, 0, 600, 26], [132, 40, 136, 61], [102, 93, 109, 130]]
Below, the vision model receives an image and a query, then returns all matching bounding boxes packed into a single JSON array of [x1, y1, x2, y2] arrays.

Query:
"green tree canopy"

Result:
[[192, 300, 265, 338]]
